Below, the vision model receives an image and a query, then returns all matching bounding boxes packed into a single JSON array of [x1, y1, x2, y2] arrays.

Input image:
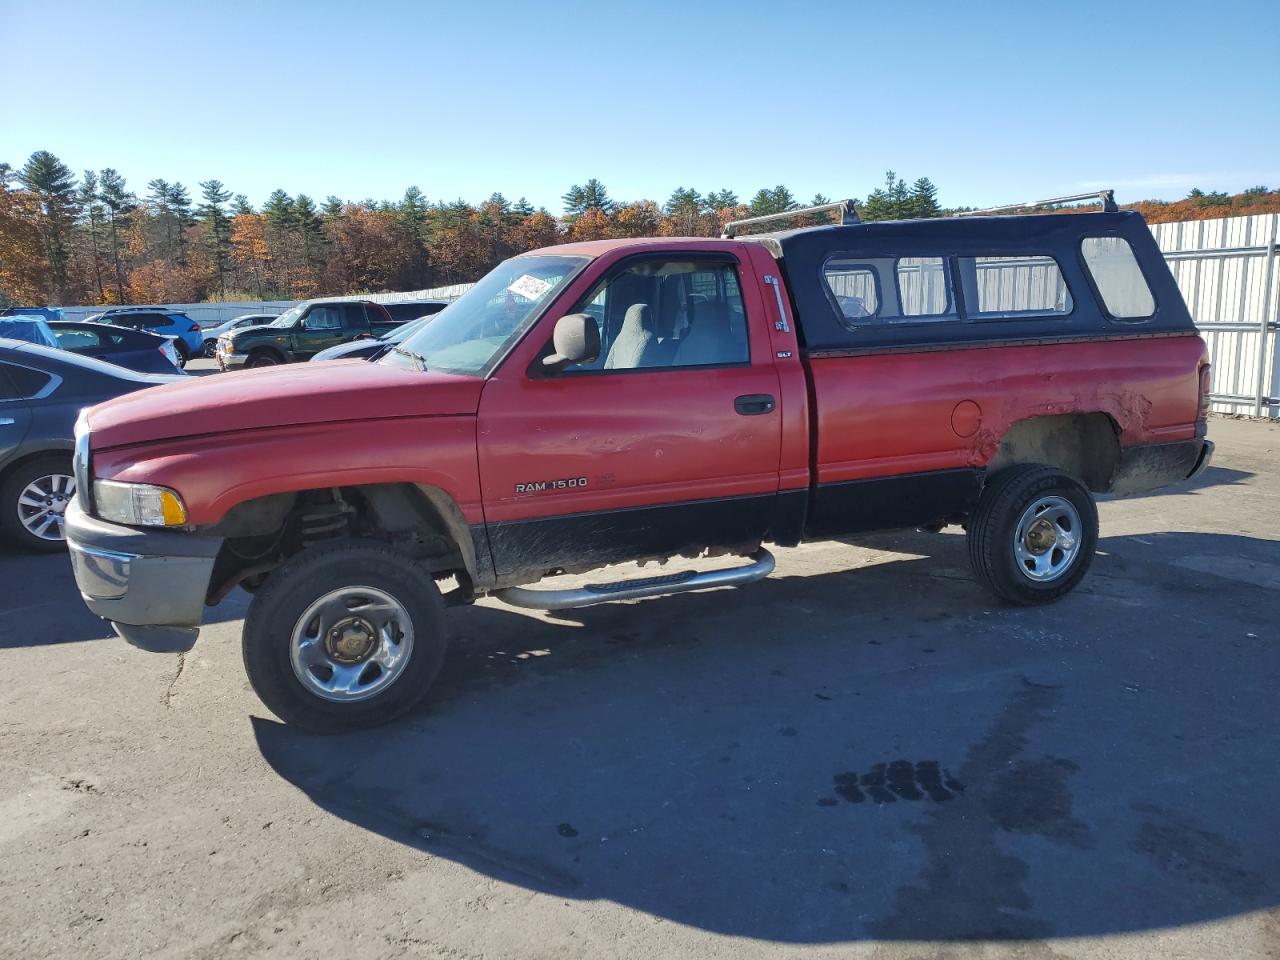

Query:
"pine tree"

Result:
[[664, 187, 703, 234], [98, 168, 134, 303], [198, 179, 233, 294], [562, 179, 613, 219], [907, 177, 940, 218], [168, 182, 193, 264], [705, 189, 739, 211], [294, 194, 326, 278], [76, 170, 107, 302], [232, 194, 254, 216], [748, 185, 796, 217], [18, 150, 78, 302]]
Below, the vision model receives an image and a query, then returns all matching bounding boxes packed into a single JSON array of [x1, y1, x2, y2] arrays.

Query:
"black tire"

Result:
[[202, 340, 217, 358], [174, 342, 191, 367], [242, 541, 447, 732], [967, 464, 1098, 606], [0, 454, 75, 553], [246, 350, 281, 368]]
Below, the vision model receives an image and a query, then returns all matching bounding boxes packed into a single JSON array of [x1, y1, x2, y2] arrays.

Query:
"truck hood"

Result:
[[224, 323, 279, 343], [87, 360, 484, 450]]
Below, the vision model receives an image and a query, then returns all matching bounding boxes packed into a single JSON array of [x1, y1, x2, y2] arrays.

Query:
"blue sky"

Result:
[[2, 0, 1277, 212]]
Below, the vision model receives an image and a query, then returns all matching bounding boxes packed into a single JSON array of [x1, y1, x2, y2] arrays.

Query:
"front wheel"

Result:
[[967, 464, 1098, 605], [1, 455, 75, 552], [246, 350, 281, 368], [243, 541, 448, 731]]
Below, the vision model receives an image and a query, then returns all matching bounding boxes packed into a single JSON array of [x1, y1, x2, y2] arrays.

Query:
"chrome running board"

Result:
[[495, 549, 776, 611]]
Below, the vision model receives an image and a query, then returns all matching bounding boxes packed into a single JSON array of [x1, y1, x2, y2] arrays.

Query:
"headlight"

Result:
[[93, 480, 188, 527]]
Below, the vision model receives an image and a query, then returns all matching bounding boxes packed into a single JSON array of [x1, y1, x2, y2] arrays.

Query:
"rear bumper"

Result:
[[64, 501, 222, 653], [1110, 437, 1214, 496]]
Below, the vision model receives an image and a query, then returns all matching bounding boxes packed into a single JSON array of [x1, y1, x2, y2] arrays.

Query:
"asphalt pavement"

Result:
[[1, 417, 1276, 959]]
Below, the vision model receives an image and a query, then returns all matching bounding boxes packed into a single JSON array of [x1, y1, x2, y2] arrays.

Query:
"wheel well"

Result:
[[247, 345, 285, 361], [204, 482, 477, 602], [988, 413, 1121, 492], [0, 447, 72, 487]]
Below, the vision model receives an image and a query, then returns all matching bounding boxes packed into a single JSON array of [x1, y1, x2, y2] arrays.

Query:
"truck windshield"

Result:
[[381, 255, 587, 376], [270, 306, 304, 328]]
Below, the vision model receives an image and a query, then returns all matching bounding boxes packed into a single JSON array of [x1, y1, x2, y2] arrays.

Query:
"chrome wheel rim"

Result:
[[289, 586, 414, 703], [1012, 495, 1081, 583], [17, 473, 75, 541]]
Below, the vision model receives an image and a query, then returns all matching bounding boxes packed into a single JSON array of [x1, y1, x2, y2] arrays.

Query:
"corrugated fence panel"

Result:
[[1150, 212, 1278, 416]]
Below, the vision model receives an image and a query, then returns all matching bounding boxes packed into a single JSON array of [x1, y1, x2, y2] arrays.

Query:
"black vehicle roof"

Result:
[[742, 210, 1193, 352], [50, 319, 165, 339]]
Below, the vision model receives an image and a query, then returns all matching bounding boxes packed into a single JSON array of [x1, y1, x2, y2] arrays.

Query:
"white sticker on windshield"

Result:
[[507, 274, 553, 301]]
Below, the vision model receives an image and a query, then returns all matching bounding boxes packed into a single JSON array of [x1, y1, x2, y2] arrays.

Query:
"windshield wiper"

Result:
[[391, 346, 428, 371]]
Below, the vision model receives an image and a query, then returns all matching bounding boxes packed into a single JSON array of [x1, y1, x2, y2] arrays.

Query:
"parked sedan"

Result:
[[0, 338, 182, 551], [309, 308, 445, 362], [83, 307, 204, 364], [200, 313, 280, 357], [49, 321, 185, 374]]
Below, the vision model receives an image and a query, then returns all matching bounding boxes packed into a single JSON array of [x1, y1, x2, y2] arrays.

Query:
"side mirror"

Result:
[[542, 313, 600, 371]]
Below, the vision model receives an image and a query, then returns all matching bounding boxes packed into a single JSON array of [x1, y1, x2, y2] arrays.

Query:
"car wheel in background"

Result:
[[1, 455, 76, 552], [247, 351, 281, 368], [242, 541, 448, 732], [967, 464, 1098, 605], [202, 340, 217, 358]]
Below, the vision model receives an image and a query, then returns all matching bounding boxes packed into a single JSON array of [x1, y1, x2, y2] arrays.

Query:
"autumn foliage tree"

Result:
[[4, 148, 1277, 308]]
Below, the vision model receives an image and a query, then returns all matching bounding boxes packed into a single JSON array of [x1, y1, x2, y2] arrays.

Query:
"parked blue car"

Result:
[[48, 321, 185, 374], [83, 307, 204, 364]]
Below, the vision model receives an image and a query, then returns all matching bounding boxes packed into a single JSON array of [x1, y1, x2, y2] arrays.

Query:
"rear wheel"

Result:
[[174, 341, 191, 367], [967, 464, 1098, 605], [202, 340, 217, 358], [242, 541, 448, 731], [1, 455, 75, 552]]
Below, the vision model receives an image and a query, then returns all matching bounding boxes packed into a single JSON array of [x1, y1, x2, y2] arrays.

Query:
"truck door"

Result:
[[477, 252, 783, 576], [295, 305, 348, 358]]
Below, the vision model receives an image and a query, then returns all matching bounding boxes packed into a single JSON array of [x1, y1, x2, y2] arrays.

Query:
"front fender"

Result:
[[90, 416, 484, 528]]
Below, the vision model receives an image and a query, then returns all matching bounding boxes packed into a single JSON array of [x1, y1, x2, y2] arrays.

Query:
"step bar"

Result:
[[495, 549, 776, 611]]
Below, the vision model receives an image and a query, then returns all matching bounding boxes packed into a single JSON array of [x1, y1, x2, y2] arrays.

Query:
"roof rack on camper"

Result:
[[954, 189, 1118, 217], [721, 199, 860, 238]]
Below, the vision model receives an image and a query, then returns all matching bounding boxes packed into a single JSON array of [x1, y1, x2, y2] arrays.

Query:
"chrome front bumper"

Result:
[[65, 501, 223, 652]]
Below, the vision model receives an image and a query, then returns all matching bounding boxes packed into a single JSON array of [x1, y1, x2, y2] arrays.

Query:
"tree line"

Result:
[[2, 148, 1276, 308]]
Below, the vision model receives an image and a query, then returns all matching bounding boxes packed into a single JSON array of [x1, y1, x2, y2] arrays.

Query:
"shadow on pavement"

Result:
[[0, 550, 249, 648], [253, 529, 1280, 943]]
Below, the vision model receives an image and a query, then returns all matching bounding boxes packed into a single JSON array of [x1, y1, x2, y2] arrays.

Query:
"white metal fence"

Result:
[[1149, 213, 1278, 416]]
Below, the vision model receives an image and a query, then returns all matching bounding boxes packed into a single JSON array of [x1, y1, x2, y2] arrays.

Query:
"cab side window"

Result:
[[305, 306, 342, 330], [567, 258, 750, 372]]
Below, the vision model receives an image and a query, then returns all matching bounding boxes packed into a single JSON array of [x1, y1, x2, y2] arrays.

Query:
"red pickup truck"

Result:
[[65, 200, 1213, 730]]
